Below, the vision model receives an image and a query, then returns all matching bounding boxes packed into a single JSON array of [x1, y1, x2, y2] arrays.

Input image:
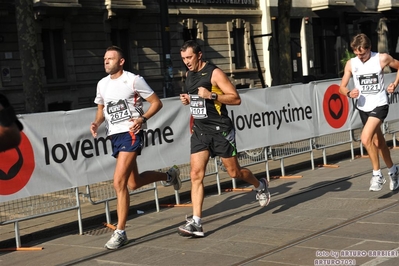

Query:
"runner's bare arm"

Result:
[[210, 68, 241, 105], [141, 93, 163, 122], [91, 104, 105, 138], [380, 53, 399, 93]]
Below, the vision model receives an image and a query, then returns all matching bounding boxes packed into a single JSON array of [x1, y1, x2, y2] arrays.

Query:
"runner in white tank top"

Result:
[[350, 51, 387, 112], [339, 33, 399, 192]]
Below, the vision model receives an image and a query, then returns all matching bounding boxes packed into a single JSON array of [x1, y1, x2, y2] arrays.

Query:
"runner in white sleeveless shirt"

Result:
[[340, 33, 399, 192]]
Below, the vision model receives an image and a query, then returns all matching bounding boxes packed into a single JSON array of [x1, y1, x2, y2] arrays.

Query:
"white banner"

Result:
[[229, 83, 316, 149], [1, 73, 399, 202]]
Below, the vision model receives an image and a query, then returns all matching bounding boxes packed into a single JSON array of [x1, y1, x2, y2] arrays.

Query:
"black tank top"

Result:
[[185, 62, 233, 133]]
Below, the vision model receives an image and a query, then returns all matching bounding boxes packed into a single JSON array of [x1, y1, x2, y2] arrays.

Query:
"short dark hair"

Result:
[[180, 40, 202, 54], [106, 45, 125, 59], [350, 33, 371, 51]]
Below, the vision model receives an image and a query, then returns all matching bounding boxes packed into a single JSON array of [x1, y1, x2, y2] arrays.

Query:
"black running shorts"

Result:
[[190, 128, 237, 158], [358, 105, 389, 125]]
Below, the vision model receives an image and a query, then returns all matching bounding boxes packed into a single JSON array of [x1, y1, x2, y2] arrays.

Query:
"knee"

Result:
[[361, 136, 372, 147], [227, 168, 242, 179], [114, 179, 129, 192], [190, 170, 205, 184]]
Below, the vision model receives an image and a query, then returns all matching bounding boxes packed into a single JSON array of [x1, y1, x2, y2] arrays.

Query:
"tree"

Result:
[[278, 0, 292, 85], [15, 0, 45, 113]]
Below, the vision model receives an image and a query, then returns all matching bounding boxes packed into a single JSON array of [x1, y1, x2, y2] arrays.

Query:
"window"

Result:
[[228, 19, 251, 70], [183, 28, 197, 42], [232, 27, 246, 69], [42, 29, 66, 82], [182, 19, 202, 42]]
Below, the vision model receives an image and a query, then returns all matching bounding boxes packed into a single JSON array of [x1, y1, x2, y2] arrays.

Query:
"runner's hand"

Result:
[[90, 122, 98, 138], [180, 94, 189, 105]]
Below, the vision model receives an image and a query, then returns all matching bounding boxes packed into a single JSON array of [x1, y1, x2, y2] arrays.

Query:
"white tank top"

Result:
[[351, 52, 388, 112]]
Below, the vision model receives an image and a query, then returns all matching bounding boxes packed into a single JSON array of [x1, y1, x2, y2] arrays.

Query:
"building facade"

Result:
[[0, 0, 398, 113]]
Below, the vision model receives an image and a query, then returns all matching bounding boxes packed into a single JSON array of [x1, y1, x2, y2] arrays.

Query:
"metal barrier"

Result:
[[386, 119, 399, 148], [159, 158, 220, 206], [0, 187, 82, 248], [84, 181, 159, 225], [228, 148, 269, 188], [313, 131, 354, 166], [268, 139, 314, 177], [351, 127, 365, 157], [1, 128, 382, 247]]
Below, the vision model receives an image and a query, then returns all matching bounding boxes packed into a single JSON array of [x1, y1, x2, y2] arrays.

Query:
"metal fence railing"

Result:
[[313, 131, 353, 166], [229, 148, 269, 187], [0, 188, 82, 248], [268, 139, 314, 177], [84, 181, 159, 225], [159, 157, 219, 206], [5, 123, 399, 248], [386, 119, 399, 148]]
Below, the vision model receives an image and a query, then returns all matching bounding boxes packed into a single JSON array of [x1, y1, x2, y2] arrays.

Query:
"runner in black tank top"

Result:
[[185, 62, 232, 133], [178, 40, 271, 238]]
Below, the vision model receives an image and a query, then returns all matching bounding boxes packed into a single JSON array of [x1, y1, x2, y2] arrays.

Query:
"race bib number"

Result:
[[190, 94, 207, 119], [106, 99, 133, 124], [358, 73, 380, 94]]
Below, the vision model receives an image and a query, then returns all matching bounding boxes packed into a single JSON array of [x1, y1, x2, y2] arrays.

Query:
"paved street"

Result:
[[0, 144, 398, 266]]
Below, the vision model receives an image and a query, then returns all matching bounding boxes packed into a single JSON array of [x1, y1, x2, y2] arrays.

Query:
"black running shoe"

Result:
[[164, 165, 181, 190]]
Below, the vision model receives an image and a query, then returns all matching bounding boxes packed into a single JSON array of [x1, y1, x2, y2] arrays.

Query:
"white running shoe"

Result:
[[256, 178, 271, 207], [389, 166, 399, 191], [104, 230, 128, 250], [369, 175, 386, 192]]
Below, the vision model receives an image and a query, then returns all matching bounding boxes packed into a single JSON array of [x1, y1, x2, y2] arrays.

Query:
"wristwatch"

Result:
[[346, 91, 351, 98], [211, 93, 218, 100], [141, 116, 148, 124]]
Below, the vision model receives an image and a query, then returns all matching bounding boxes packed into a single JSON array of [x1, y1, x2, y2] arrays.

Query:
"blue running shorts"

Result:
[[109, 130, 144, 158]]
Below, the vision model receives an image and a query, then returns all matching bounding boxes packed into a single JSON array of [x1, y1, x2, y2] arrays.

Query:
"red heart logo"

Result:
[[0, 149, 19, 173], [329, 98, 342, 116]]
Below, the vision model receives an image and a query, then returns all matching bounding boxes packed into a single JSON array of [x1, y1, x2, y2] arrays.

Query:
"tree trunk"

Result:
[[278, 0, 292, 85], [15, 0, 45, 113]]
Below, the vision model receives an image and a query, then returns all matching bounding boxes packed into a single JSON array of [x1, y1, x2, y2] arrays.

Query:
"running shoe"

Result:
[[256, 178, 271, 207], [369, 175, 386, 191], [164, 165, 181, 190], [178, 216, 204, 237], [104, 230, 128, 250], [389, 166, 399, 191]]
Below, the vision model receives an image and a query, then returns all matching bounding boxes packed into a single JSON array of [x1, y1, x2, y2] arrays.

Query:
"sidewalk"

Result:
[[0, 142, 398, 266], [0, 143, 356, 246]]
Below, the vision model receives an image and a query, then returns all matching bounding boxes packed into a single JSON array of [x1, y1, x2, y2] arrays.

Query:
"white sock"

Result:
[[256, 180, 265, 191], [373, 169, 382, 177], [193, 216, 201, 225], [115, 229, 125, 234], [389, 165, 397, 175]]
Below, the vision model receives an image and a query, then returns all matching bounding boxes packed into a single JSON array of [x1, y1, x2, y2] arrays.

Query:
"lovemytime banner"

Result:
[[229, 83, 316, 149], [1, 73, 399, 202], [0, 99, 192, 202]]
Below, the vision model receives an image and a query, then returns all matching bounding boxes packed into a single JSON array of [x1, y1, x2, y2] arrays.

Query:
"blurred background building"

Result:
[[0, 0, 398, 113]]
